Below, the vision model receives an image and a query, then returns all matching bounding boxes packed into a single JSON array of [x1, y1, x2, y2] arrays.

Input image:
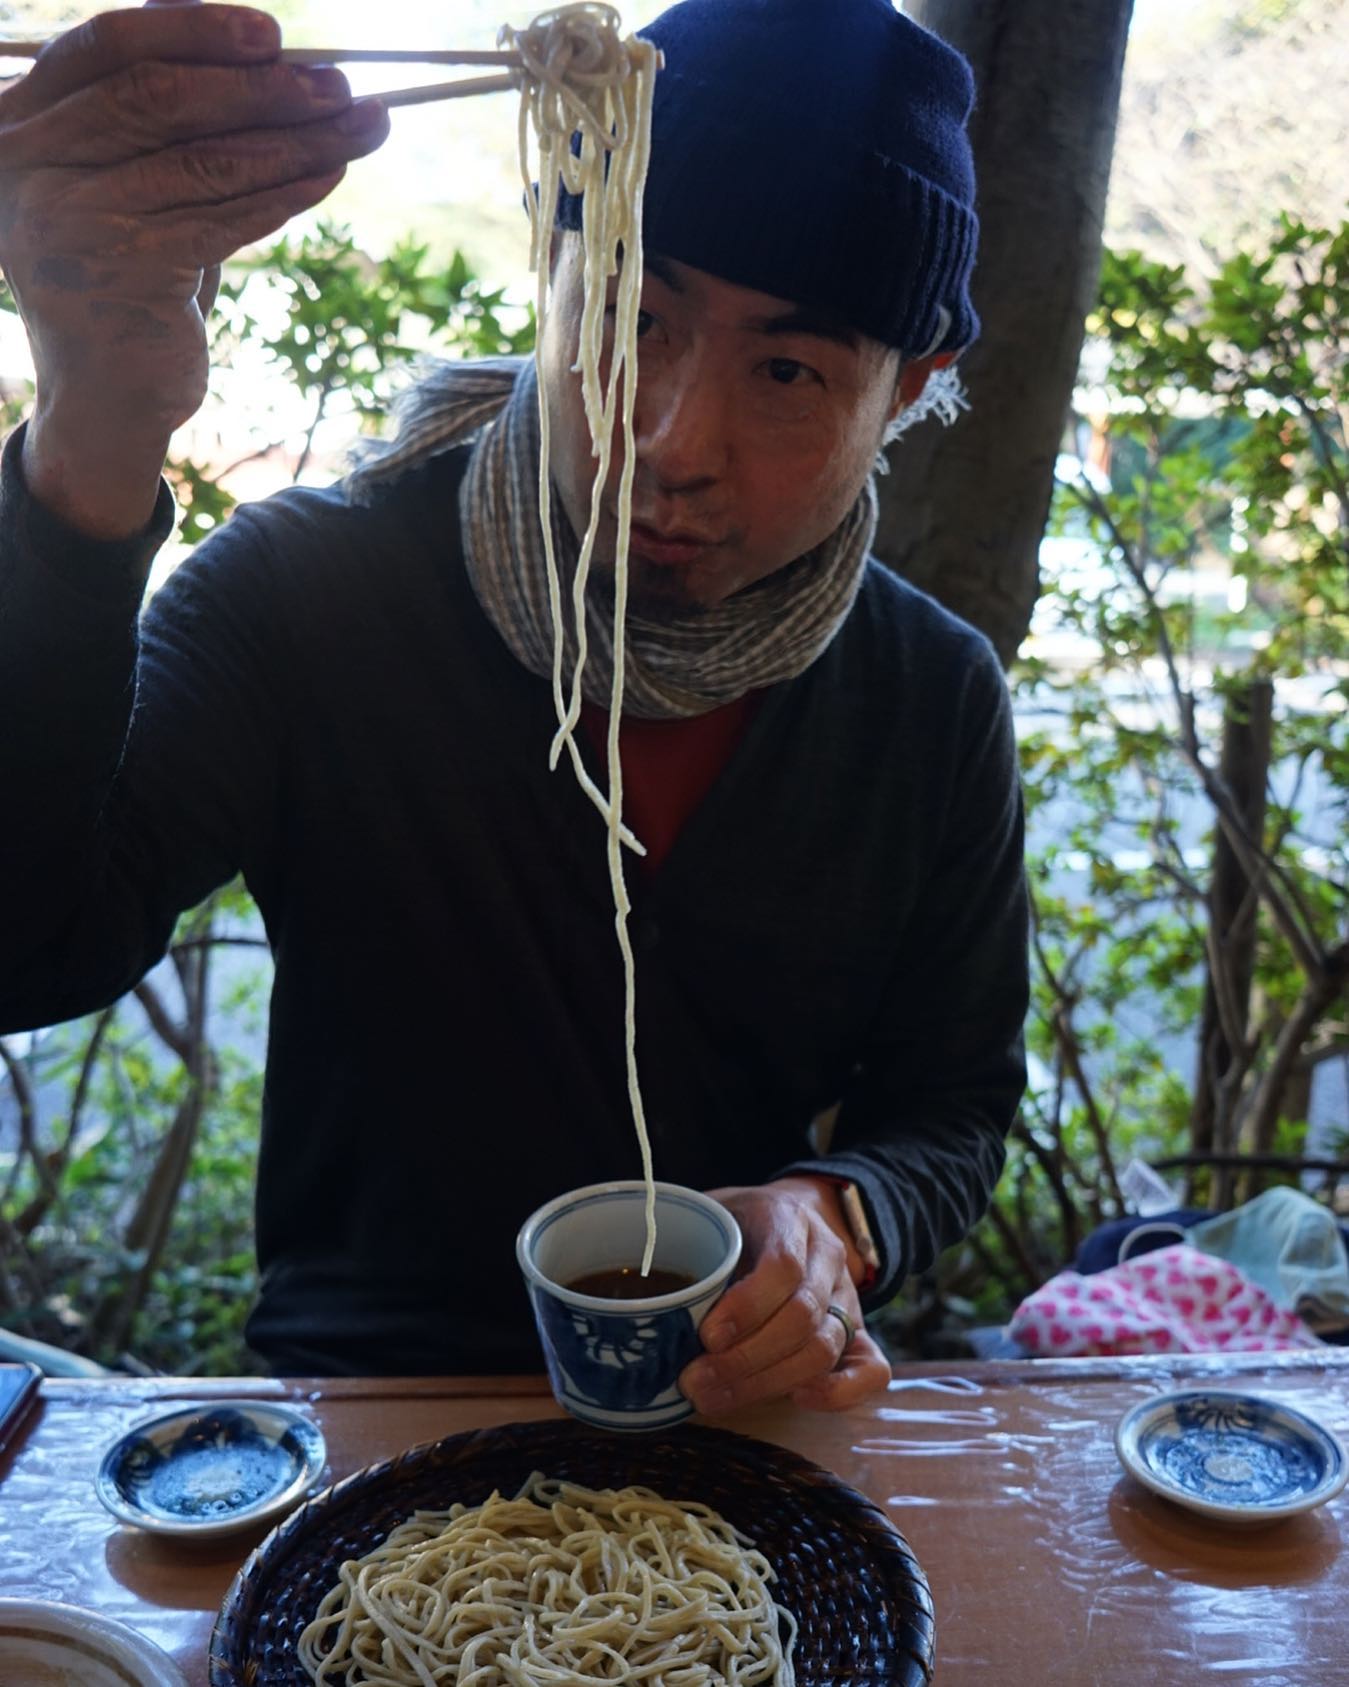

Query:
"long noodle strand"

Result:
[[606, 41, 659, 1274], [503, 4, 662, 1273], [513, 12, 626, 834]]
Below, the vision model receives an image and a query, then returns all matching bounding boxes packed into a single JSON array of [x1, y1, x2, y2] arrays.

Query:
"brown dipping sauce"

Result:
[[565, 1266, 695, 1300]]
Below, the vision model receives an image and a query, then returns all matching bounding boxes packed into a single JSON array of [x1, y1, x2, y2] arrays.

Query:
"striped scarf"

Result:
[[347, 357, 876, 719]]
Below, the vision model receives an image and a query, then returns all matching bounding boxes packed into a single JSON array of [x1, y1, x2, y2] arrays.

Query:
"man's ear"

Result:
[[891, 350, 957, 418]]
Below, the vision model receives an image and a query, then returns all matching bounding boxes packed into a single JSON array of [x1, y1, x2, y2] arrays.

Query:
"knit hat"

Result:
[[556, 0, 980, 358]]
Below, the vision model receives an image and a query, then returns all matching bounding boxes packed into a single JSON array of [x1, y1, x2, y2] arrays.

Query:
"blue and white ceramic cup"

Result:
[[517, 1180, 742, 1432]]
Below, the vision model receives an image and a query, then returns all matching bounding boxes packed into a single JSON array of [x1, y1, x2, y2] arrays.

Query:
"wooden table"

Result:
[[2, 1350, 1347, 1684]]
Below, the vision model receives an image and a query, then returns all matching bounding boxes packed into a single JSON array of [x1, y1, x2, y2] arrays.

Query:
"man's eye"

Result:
[[764, 357, 816, 386], [606, 307, 657, 338]]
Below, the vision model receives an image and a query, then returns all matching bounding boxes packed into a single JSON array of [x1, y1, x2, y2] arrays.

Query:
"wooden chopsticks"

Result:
[[372, 73, 518, 110], [0, 42, 524, 108], [277, 48, 520, 67]]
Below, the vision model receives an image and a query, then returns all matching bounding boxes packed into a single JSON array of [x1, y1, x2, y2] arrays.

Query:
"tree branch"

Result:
[[1029, 911, 1126, 1211], [1073, 479, 1327, 978], [1010, 1117, 1085, 1256], [14, 1008, 117, 1239], [1243, 938, 1349, 1156], [132, 980, 192, 1067], [0, 1037, 52, 1215]]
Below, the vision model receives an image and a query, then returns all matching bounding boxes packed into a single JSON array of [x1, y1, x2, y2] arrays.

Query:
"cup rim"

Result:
[[516, 1179, 742, 1312]]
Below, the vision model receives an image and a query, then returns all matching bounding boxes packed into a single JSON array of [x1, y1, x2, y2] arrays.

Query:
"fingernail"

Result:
[[293, 67, 349, 107], [699, 1387, 734, 1413], [234, 10, 280, 53], [336, 98, 387, 136], [702, 1319, 736, 1352]]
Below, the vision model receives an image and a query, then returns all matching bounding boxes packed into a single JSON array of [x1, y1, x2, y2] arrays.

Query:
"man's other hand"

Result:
[[678, 1177, 891, 1416]]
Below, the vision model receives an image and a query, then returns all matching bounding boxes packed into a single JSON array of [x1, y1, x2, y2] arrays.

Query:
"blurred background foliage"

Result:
[[924, 217, 1349, 1349]]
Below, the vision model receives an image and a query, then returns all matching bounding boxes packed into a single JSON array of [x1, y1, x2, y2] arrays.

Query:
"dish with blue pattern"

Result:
[[1115, 1388, 1348, 1524], [97, 1403, 326, 1539]]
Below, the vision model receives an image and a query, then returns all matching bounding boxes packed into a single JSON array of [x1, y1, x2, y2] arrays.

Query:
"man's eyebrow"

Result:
[[750, 309, 860, 351], [642, 253, 686, 292], [630, 257, 859, 350]]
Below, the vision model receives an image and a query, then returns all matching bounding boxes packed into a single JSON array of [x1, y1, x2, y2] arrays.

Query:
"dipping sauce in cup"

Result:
[[516, 1181, 741, 1431]]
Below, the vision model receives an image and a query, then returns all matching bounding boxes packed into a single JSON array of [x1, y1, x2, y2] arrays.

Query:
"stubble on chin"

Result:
[[584, 556, 711, 623]]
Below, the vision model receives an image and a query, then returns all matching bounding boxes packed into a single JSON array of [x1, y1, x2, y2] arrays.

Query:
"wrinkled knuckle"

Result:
[[75, 10, 128, 64], [801, 1279, 827, 1317], [294, 126, 347, 172], [216, 61, 274, 110], [7, 176, 42, 232], [245, 61, 300, 102], [268, 173, 337, 230], [806, 1330, 839, 1369], [173, 217, 220, 270], [787, 1286, 820, 1335], [112, 59, 181, 132], [4, 179, 59, 256], [179, 145, 247, 200], [714, 1349, 750, 1384], [821, 1223, 849, 1266]]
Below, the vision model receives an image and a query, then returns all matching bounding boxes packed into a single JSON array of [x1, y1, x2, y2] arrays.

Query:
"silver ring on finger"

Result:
[[825, 1303, 856, 1370]]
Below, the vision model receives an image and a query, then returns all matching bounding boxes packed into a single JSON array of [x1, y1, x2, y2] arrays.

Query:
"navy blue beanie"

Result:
[[557, 0, 980, 357]]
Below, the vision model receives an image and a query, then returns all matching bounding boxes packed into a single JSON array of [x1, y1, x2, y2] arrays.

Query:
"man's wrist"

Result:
[[769, 1174, 875, 1290], [23, 408, 172, 543]]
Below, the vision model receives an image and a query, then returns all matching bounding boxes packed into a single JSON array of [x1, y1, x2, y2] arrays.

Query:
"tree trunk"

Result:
[[877, 0, 1135, 666], [86, 933, 218, 1360], [1191, 678, 1273, 1207], [1242, 946, 1349, 1175]]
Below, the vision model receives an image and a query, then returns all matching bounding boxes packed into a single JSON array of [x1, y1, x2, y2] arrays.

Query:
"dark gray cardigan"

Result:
[[0, 428, 1027, 1373]]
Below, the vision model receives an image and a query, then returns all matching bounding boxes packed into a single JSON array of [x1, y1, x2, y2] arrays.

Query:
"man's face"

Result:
[[539, 239, 917, 618]]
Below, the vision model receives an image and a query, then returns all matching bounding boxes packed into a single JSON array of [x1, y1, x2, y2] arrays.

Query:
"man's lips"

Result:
[[626, 519, 722, 567]]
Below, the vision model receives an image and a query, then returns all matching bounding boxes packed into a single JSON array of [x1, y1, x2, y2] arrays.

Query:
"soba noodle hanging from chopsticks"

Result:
[[501, 4, 663, 1273]]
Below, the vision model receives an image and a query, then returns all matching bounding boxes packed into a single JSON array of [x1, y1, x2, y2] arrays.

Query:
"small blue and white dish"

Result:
[[1116, 1388, 1348, 1526], [96, 1403, 326, 1539]]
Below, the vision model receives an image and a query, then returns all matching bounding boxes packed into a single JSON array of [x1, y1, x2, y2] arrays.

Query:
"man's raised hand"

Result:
[[0, 2, 390, 537]]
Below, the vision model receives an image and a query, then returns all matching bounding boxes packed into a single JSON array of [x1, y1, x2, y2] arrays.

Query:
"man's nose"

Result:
[[633, 356, 728, 491]]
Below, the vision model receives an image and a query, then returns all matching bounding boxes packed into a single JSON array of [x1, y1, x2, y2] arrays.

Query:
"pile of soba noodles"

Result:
[[296, 1471, 798, 1685]]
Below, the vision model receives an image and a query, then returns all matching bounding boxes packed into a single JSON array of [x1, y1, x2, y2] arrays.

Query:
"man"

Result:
[[0, 0, 1028, 1414]]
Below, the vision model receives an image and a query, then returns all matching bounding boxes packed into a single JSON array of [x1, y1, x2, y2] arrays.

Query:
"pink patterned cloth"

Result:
[[1010, 1243, 1322, 1357]]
